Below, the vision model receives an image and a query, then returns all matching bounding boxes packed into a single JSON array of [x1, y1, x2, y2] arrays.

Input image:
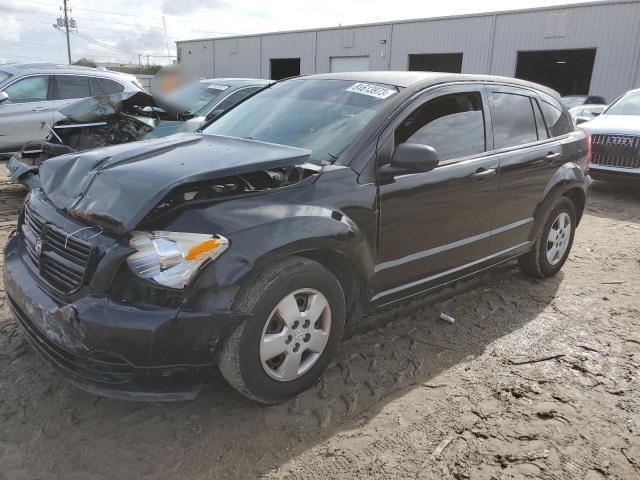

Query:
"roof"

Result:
[[0, 62, 135, 79], [176, 0, 638, 44], [200, 78, 272, 87], [299, 71, 562, 98]]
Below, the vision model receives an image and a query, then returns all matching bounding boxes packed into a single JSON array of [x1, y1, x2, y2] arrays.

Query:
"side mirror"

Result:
[[379, 143, 440, 178], [0, 91, 8, 103]]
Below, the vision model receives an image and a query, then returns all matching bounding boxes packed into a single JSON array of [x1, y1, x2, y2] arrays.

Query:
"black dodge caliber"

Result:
[[4, 72, 590, 403]]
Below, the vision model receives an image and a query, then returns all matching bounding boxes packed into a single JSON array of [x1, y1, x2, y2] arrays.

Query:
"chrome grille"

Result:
[[21, 204, 93, 293], [591, 134, 640, 169]]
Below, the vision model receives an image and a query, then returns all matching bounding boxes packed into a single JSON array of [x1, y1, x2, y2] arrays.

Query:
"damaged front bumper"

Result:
[[3, 231, 245, 402]]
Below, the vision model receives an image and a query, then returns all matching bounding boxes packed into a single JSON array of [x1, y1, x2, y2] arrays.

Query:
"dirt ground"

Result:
[[0, 164, 639, 480]]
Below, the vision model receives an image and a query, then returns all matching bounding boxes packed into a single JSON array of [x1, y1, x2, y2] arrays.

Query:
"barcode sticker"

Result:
[[346, 83, 396, 99]]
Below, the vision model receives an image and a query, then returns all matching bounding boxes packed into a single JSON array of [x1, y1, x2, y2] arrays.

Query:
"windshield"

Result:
[[165, 82, 229, 115], [203, 79, 399, 163], [190, 84, 230, 114], [604, 91, 640, 116], [0, 70, 11, 84], [561, 96, 586, 109]]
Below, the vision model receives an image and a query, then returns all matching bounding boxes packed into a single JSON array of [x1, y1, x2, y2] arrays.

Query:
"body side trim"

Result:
[[372, 241, 530, 301], [375, 217, 532, 273]]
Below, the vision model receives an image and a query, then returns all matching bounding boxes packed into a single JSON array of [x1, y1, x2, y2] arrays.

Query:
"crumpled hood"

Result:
[[39, 133, 311, 234], [58, 91, 160, 123], [581, 114, 640, 135]]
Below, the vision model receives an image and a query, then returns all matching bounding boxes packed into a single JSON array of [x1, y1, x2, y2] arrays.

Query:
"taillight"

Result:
[[579, 128, 592, 166]]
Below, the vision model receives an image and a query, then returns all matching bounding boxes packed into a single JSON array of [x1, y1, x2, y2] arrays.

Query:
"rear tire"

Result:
[[518, 196, 577, 278], [218, 256, 345, 404]]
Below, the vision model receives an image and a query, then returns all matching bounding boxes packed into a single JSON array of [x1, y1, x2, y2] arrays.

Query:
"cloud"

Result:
[[0, 14, 21, 43], [161, 0, 228, 16]]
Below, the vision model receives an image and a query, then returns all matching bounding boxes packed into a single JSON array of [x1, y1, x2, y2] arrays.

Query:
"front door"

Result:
[[374, 84, 499, 302], [0, 75, 54, 153]]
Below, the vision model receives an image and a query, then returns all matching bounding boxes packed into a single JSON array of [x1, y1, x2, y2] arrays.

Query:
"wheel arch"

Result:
[[296, 248, 368, 325], [562, 186, 586, 225], [531, 163, 588, 238]]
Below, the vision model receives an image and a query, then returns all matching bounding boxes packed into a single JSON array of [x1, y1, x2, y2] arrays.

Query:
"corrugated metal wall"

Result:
[[177, 40, 214, 79], [316, 24, 392, 72], [260, 31, 316, 77], [390, 16, 495, 72], [490, 2, 640, 99], [176, 0, 640, 100], [214, 37, 261, 78]]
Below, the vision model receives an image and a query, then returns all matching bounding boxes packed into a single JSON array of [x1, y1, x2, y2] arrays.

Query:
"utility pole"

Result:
[[162, 16, 171, 61], [62, 0, 71, 64]]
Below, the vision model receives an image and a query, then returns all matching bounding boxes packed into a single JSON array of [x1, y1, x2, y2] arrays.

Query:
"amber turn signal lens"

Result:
[[185, 239, 221, 261]]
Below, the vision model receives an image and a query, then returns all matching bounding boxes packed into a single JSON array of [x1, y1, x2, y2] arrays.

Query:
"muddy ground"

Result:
[[0, 164, 638, 480]]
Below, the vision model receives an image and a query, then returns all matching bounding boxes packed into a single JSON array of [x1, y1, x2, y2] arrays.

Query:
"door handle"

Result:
[[470, 168, 497, 179], [31, 106, 46, 112], [544, 152, 562, 161]]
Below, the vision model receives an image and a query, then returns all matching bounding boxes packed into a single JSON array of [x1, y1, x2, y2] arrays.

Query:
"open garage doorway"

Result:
[[408, 53, 463, 73], [515, 48, 596, 96], [270, 58, 300, 80]]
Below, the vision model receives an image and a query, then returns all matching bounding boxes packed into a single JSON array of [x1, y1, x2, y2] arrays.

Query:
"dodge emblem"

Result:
[[34, 238, 43, 258]]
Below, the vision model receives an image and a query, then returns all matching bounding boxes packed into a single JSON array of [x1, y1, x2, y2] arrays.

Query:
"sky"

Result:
[[0, 0, 604, 66]]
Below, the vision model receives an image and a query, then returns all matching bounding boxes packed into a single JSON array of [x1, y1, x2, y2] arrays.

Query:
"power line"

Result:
[[71, 31, 174, 58], [17, 0, 238, 29], [5, 15, 180, 39], [1, 4, 239, 36]]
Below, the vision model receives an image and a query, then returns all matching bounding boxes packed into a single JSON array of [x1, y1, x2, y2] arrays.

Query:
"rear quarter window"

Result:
[[539, 101, 573, 137]]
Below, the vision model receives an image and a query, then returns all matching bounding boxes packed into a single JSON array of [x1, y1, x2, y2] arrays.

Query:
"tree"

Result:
[[73, 58, 97, 68]]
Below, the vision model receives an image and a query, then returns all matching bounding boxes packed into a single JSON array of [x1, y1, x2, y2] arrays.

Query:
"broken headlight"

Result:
[[127, 231, 229, 289]]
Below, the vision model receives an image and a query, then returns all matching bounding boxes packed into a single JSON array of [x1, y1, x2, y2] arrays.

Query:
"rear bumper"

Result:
[[3, 232, 246, 402]]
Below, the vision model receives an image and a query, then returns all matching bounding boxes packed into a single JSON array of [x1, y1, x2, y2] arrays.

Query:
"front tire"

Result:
[[218, 257, 345, 404], [518, 196, 577, 278]]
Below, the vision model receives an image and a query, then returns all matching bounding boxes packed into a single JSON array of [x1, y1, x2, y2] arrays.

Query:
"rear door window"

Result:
[[98, 78, 125, 94], [532, 99, 549, 140], [89, 77, 107, 96], [489, 92, 538, 149], [4, 75, 49, 103], [395, 91, 486, 161], [56, 75, 91, 99]]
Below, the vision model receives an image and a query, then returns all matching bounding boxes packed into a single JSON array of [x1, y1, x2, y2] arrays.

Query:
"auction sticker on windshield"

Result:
[[346, 83, 396, 99]]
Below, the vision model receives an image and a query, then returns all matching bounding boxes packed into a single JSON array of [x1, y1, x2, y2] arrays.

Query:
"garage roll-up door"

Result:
[[330, 56, 370, 73]]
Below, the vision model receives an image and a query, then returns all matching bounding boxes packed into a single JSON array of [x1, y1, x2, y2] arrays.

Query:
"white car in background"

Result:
[[581, 88, 640, 182], [0, 63, 143, 156], [569, 104, 606, 125]]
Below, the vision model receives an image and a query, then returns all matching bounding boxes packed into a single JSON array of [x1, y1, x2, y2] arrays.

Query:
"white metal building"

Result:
[[176, 0, 640, 101]]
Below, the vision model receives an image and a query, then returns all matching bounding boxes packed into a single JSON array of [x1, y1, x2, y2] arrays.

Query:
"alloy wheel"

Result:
[[546, 211, 571, 266], [259, 288, 332, 381]]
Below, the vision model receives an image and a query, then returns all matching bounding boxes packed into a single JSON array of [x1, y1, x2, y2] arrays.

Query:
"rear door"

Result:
[[486, 85, 564, 253], [375, 84, 499, 301], [0, 74, 54, 153], [50, 75, 94, 125]]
